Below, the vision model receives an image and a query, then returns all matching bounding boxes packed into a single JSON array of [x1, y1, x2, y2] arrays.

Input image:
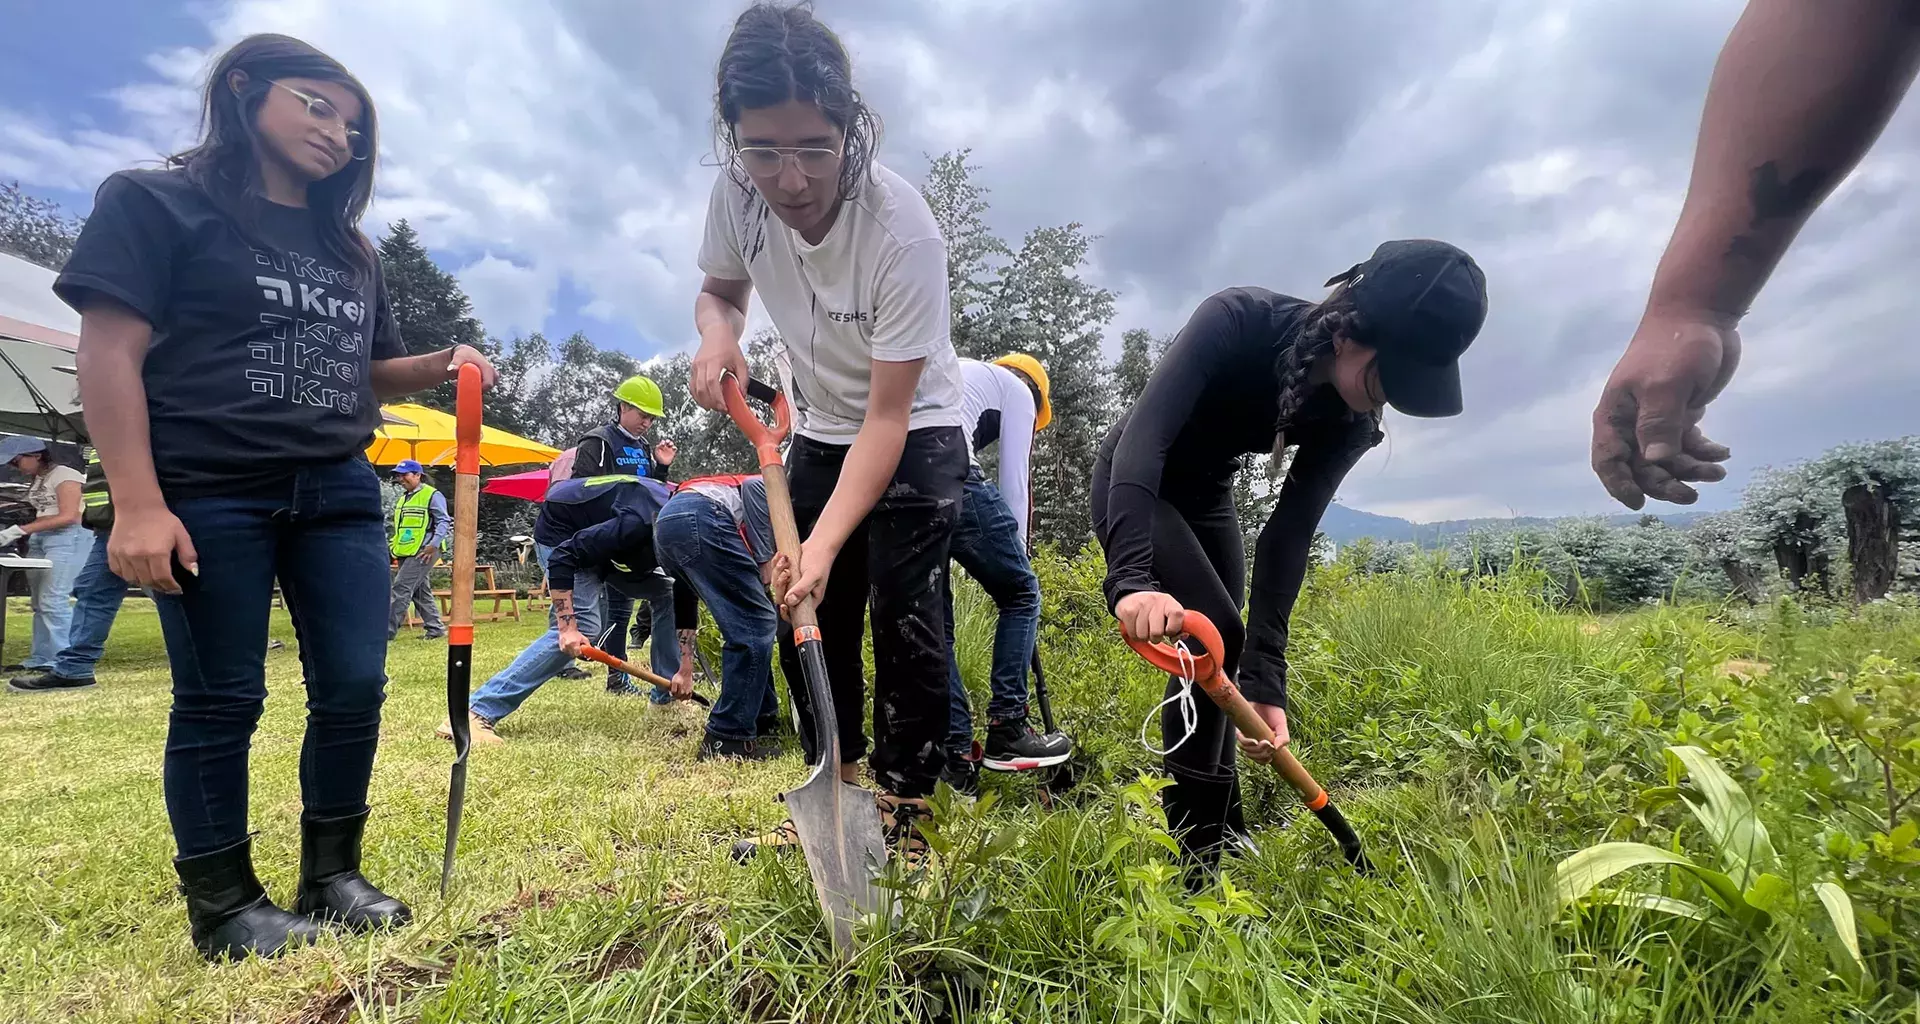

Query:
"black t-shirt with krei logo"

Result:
[[54, 168, 404, 500]]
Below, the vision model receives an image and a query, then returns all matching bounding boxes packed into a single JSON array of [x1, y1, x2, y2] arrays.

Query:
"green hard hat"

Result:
[[613, 374, 665, 417]]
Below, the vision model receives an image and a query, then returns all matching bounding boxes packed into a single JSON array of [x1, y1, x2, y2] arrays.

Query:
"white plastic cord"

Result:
[[1139, 639, 1201, 756]]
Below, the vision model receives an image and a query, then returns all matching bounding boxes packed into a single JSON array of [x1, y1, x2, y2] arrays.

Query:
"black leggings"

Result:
[[1091, 459, 1246, 785], [1092, 456, 1249, 862]]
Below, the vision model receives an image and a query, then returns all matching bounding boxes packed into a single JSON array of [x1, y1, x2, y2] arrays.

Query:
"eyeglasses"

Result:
[[735, 145, 841, 180], [273, 81, 370, 161]]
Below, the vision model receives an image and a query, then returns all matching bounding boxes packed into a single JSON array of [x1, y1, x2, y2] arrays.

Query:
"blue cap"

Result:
[[391, 459, 425, 475], [0, 435, 50, 464]]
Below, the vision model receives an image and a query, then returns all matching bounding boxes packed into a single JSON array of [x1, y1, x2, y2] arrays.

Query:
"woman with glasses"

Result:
[[689, 2, 968, 843], [57, 33, 493, 961]]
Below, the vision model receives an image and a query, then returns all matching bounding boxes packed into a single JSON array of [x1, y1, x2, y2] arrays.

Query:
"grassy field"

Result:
[[1, 551, 1917, 1023]]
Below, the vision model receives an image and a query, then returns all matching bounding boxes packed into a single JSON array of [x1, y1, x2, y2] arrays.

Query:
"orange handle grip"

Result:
[[577, 645, 674, 691], [454, 363, 482, 475], [1120, 608, 1224, 680], [720, 373, 790, 470]]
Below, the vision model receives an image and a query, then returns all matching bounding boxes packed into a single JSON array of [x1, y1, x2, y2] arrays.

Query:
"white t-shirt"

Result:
[[697, 162, 965, 444], [27, 465, 84, 518], [958, 359, 1037, 547]]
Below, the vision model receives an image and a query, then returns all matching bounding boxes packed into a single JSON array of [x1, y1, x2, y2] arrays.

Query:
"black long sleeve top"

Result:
[[1098, 287, 1382, 705]]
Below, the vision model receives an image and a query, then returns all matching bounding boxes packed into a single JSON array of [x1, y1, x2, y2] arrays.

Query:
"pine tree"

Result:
[[377, 220, 489, 411], [921, 150, 1009, 361], [990, 223, 1117, 552], [1111, 327, 1157, 415], [0, 182, 83, 271]]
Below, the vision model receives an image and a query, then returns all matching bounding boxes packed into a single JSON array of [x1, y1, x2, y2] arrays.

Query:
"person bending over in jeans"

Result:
[[940, 353, 1072, 793], [655, 473, 786, 761], [443, 474, 692, 745]]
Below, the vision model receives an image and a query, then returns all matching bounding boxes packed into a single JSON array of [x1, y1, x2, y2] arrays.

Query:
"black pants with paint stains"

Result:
[[777, 426, 967, 799]]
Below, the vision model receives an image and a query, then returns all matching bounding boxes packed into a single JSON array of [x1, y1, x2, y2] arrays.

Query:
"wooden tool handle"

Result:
[[577, 644, 674, 691], [449, 363, 482, 643]]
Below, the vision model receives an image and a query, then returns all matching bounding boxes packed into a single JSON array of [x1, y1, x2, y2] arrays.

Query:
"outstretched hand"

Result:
[[1592, 313, 1738, 509]]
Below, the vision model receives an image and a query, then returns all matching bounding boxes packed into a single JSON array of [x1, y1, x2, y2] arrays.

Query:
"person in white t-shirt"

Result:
[[689, 2, 968, 823], [941, 355, 1072, 787], [0, 435, 96, 674]]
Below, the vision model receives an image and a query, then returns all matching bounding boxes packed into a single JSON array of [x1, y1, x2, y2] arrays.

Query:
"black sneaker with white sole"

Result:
[[9, 670, 97, 694], [697, 733, 780, 761], [983, 717, 1073, 772]]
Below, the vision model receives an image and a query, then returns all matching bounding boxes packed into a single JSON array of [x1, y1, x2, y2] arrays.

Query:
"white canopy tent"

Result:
[[0, 250, 84, 442]]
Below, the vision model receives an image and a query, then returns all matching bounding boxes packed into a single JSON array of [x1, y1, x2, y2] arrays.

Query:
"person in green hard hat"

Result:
[[385, 458, 451, 641], [570, 374, 679, 700]]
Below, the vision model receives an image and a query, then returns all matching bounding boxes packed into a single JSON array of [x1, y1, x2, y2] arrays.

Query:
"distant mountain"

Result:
[[1317, 502, 1707, 547]]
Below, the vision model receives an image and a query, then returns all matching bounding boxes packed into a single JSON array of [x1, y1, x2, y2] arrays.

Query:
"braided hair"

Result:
[[1269, 282, 1377, 464]]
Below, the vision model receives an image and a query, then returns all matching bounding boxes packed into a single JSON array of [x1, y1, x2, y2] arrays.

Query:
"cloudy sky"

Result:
[[4, 0, 1917, 521]]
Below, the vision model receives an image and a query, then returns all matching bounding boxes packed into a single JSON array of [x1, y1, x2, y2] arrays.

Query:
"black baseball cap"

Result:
[[1324, 239, 1487, 418]]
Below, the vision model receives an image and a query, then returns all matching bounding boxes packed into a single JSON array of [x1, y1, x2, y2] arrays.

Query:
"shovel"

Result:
[[722, 372, 890, 956], [577, 643, 711, 707], [1121, 610, 1369, 871], [440, 362, 483, 896]]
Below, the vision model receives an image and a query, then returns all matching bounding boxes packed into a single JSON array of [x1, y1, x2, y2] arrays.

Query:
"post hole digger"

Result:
[[1121, 610, 1369, 872], [440, 363, 483, 896], [721, 373, 893, 956]]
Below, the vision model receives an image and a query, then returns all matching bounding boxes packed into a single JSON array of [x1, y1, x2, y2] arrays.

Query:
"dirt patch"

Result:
[[1716, 659, 1773, 679], [589, 939, 650, 981], [285, 885, 568, 1024]]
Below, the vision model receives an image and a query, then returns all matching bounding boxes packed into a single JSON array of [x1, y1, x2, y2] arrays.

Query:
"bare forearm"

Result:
[[1649, 0, 1920, 322], [694, 291, 745, 342], [370, 349, 456, 399], [810, 418, 908, 551], [76, 346, 166, 513]]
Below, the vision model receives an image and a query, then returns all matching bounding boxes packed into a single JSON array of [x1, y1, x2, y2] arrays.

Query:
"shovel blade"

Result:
[[781, 764, 891, 952]]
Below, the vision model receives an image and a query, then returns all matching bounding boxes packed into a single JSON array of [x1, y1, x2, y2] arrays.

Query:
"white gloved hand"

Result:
[[0, 525, 25, 545]]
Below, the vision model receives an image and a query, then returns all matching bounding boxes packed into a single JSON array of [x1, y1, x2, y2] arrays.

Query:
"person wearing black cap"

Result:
[[1091, 239, 1487, 881]]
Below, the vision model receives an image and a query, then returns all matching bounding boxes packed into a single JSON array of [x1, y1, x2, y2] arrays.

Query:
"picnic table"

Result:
[[0, 553, 53, 659]]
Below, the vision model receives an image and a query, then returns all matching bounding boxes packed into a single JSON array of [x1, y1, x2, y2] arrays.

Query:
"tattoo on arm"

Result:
[[1725, 160, 1835, 261], [553, 593, 575, 626]]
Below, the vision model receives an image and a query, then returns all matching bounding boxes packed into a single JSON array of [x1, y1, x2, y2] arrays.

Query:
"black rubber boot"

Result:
[[1162, 774, 1241, 892], [293, 810, 412, 931], [174, 837, 324, 961]]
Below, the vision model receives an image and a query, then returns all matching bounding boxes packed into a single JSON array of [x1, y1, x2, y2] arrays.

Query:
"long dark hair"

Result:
[[168, 34, 379, 277], [1270, 282, 1377, 457], [713, 2, 881, 201]]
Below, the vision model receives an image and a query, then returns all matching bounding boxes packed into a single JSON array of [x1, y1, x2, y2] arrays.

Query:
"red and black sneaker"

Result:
[[982, 717, 1072, 772]]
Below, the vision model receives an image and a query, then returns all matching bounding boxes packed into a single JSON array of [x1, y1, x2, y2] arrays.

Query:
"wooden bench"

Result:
[[406, 564, 522, 625]]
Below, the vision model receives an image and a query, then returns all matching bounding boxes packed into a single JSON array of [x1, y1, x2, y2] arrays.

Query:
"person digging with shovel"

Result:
[[939, 353, 1073, 793], [1093, 240, 1487, 887], [690, 2, 968, 861], [439, 474, 695, 745]]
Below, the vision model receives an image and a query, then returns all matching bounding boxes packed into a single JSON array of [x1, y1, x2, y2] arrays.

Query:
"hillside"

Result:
[[1318, 502, 1706, 546]]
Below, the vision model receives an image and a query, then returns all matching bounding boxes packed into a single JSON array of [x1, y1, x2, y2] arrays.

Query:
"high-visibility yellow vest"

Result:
[[81, 449, 112, 529], [390, 484, 440, 557]]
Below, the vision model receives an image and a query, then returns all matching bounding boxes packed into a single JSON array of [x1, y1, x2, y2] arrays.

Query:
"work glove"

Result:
[[0, 525, 24, 546]]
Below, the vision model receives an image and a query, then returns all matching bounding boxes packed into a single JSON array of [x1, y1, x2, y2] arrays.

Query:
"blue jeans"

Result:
[[471, 555, 678, 723], [25, 524, 94, 668], [944, 470, 1042, 755], [601, 571, 681, 698], [655, 492, 778, 742], [154, 457, 391, 859], [50, 529, 129, 679]]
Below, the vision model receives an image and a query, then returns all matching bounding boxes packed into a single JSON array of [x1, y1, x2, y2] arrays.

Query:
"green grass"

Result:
[[1, 555, 1916, 1023]]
